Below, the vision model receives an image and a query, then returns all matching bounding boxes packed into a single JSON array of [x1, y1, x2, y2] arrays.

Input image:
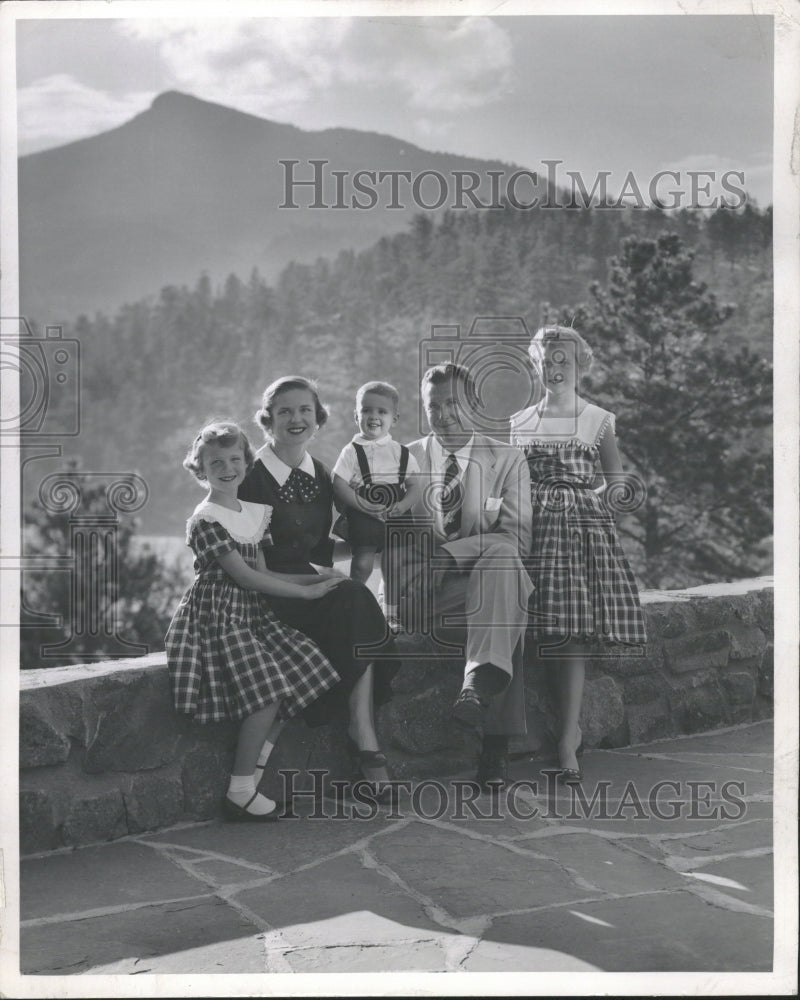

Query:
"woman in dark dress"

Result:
[[238, 376, 399, 793]]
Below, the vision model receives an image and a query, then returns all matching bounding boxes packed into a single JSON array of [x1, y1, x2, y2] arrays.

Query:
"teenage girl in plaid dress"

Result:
[[166, 421, 343, 822], [511, 327, 646, 782]]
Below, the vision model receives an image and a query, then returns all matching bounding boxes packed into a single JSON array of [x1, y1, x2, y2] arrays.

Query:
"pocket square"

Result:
[[483, 497, 503, 511]]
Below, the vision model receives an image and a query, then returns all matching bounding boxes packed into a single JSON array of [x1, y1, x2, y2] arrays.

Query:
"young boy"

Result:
[[332, 381, 422, 634]]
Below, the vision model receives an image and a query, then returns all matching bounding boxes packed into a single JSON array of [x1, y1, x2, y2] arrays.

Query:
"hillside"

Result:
[[18, 90, 535, 325], [27, 201, 771, 556]]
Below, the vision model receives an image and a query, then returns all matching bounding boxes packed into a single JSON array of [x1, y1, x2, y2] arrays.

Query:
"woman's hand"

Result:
[[314, 566, 348, 580], [303, 578, 345, 599]]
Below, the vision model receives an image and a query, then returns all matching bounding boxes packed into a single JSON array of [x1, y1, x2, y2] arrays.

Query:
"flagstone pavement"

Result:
[[18, 721, 776, 979]]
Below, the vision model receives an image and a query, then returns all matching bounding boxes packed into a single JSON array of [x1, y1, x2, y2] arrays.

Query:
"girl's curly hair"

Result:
[[183, 420, 256, 484]]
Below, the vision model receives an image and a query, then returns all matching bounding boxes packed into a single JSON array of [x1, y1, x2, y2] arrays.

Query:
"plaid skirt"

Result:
[[528, 478, 646, 646], [166, 571, 340, 724]]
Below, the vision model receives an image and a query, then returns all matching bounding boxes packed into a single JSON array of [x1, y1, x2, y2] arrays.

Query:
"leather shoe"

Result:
[[223, 792, 280, 823], [451, 688, 488, 732]]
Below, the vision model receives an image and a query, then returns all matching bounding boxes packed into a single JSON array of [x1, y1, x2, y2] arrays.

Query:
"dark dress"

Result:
[[238, 449, 398, 726]]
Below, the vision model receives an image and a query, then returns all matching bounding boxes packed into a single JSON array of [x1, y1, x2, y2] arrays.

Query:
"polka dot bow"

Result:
[[276, 467, 320, 504]]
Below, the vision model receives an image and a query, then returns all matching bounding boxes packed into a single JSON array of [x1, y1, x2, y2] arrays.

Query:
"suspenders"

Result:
[[352, 442, 409, 487]]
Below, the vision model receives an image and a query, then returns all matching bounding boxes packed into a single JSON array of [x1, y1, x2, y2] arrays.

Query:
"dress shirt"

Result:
[[332, 434, 420, 485], [255, 444, 316, 486], [428, 433, 474, 536]]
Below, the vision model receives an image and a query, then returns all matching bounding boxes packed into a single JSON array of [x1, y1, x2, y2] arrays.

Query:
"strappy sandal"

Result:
[[346, 738, 396, 805], [223, 791, 280, 823], [557, 726, 584, 784]]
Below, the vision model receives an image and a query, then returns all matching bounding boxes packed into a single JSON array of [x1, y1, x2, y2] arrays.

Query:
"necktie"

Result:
[[441, 453, 463, 538]]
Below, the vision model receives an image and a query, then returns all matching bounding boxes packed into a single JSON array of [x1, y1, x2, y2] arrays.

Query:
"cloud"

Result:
[[17, 74, 154, 155], [337, 17, 513, 111], [118, 16, 512, 120]]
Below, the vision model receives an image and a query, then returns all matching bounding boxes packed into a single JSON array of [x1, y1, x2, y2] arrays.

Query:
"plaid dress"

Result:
[[511, 403, 646, 646], [165, 500, 340, 723]]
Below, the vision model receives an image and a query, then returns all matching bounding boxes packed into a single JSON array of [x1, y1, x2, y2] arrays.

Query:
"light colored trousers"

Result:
[[397, 533, 533, 736]]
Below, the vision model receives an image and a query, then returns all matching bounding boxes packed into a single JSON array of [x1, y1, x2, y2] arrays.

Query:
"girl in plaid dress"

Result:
[[166, 421, 343, 822], [511, 327, 646, 783]]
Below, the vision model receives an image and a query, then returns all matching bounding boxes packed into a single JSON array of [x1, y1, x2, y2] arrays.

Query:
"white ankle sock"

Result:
[[227, 775, 275, 815]]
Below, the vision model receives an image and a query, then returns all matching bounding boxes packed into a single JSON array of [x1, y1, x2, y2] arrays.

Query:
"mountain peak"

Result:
[[149, 90, 203, 112]]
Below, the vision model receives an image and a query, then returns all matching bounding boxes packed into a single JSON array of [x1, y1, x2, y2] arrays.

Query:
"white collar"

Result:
[[430, 432, 474, 466], [187, 498, 270, 543], [352, 432, 393, 447], [256, 444, 315, 487]]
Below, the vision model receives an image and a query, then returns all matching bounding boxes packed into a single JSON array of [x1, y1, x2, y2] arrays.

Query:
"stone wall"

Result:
[[20, 578, 773, 855]]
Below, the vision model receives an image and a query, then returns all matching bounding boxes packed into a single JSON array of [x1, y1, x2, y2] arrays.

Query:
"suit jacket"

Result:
[[406, 432, 532, 568]]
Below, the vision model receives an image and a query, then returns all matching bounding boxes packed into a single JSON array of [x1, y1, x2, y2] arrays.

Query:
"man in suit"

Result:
[[397, 363, 533, 787]]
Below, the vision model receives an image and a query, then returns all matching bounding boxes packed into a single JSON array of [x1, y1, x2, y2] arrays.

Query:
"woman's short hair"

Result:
[[183, 420, 255, 483], [528, 326, 594, 374], [355, 381, 400, 411], [254, 375, 329, 434], [420, 363, 478, 409]]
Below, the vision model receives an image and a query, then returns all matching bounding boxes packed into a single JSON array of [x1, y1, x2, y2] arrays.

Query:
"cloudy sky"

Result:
[[15, 12, 773, 204]]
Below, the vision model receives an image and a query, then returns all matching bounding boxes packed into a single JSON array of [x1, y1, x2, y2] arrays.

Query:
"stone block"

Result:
[[646, 601, 698, 639], [671, 668, 719, 690], [723, 623, 767, 667], [19, 786, 64, 854], [721, 671, 757, 706], [757, 643, 773, 699], [386, 658, 437, 696], [82, 669, 184, 773], [391, 634, 448, 693], [19, 698, 71, 768], [383, 677, 462, 756], [621, 675, 666, 704], [671, 682, 729, 734], [627, 697, 672, 744], [122, 767, 185, 833], [61, 786, 128, 846], [181, 747, 231, 820], [600, 639, 660, 677], [516, 681, 551, 754], [663, 630, 730, 673], [581, 674, 625, 748], [263, 722, 353, 798], [754, 588, 774, 634], [691, 590, 765, 630]]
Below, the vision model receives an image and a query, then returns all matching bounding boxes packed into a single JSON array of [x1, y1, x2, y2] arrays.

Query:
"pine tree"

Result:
[[20, 462, 185, 668], [568, 233, 772, 587]]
